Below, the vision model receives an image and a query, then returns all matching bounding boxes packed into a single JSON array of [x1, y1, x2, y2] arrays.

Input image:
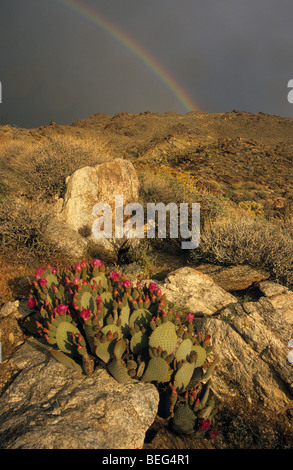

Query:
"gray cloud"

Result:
[[1, 0, 293, 127]]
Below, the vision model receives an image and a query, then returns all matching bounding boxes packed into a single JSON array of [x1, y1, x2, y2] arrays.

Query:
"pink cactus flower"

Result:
[[74, 263, 82, 271], [110, 271, 120, 281], [56, 304, 68, 314], [27, 297, 36, 309], [148, 282, 158, 292], [73, 277, 80, 285], [209, 430, 220, 439], [39, 278, 48, 288], [80, 308, 91, 321], [51, 267, 57, 275], [198, 419, 210, 430], [35, 267, 45, 280], [80, 261, 86, 269], [91, 259, 104, 268], [121, 279, 131, 289], [185, 313, 195, 323]]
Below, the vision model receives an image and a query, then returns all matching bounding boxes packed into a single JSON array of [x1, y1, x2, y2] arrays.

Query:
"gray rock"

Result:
[[159, 267, 237, 315], [195, 263, 270, 291], [259, 281, 293, 325], [0, 339, 159, 449], [61, 158, 139, 233], [196, 298, 293, 414], [0, 301, 20, 320], [59, 158, 140, 260], [44, 218, 88, 261]]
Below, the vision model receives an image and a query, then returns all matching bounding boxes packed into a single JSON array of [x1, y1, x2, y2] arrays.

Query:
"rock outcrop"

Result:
[[0, 265, 292, 449], [43, 159, 141, 262], [0, 338, 159, 449], [62, 158, 139, 232], [194, 264, 270, 292], [158, 267, 237, 315]]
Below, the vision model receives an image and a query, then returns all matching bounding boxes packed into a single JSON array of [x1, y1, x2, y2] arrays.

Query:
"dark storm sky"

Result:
[[1, 0, 293, 128]]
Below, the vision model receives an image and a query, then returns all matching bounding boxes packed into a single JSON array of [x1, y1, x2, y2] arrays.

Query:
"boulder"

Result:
[[62, 159, 139, 230], [44, 218, 88, 262], [42, 158, 141, 262], [1, 268, 292, 449], [157, 267, 237, 315], [0, 338, 159, 449], [194, 264, 270, 292], [196, 300, 292, 413], [259, 281, 293, 325]]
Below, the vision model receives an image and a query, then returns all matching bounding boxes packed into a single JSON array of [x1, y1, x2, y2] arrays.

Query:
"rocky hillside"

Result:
[[0, 110, 292, 450], [1, 110, 293, 216]]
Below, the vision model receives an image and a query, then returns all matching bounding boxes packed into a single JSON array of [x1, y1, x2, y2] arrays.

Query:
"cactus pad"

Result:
[[91, 273, 108, 289], [175, 338, 192, 362], [192, 345, 207, 368], [50, 349, 83, 373], [171, 403, 197, 435], [142, 356, 170, 383], [55, 321, 81, 355], [107, 358, 131, 384], [173, 361, 195, 393], [130, 330, 148, 355], [75, 289, 97, 315], [149, 321, 177, 354], [129, 308, 153, 329]]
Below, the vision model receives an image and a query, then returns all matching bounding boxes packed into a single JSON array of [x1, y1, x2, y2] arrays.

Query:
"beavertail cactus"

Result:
[[25, 259, 220, 438]]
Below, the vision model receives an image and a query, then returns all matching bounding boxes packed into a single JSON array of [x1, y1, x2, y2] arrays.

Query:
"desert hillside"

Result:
[[1, 110, 293, 216], [0, 111, 292, 450]]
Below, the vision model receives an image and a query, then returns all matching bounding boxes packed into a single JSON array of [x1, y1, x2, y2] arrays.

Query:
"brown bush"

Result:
[[0, 135, 112, 200], [189, 216, 293, 288], [0, 196, 60, 263]]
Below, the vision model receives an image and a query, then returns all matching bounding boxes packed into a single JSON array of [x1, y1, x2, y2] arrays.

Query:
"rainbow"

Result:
[[54, 0, 198, 112]]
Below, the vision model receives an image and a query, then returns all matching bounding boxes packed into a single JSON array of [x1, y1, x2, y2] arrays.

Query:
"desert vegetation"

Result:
[[135, 161, 293, 289], [0, 111, 292, 305], [0, 111, 292, 449], [0, 134, 112, 302]]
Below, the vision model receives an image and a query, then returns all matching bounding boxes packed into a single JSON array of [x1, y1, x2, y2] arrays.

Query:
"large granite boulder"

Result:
[[43, 159, 140, 262], [158, 267, 237, 315], [62, 158, 139, 232], [194, 264, 270, 292], [0, 338, 159, 449]]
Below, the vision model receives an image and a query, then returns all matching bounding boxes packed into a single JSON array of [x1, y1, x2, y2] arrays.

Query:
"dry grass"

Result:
[[136, 163, 233, 254], [0, 134, 113, 284], [0, 258, 36, 305], [0, 196, 61, 263], [189, 216, 293, 288], [0, 134, 112, 200]]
